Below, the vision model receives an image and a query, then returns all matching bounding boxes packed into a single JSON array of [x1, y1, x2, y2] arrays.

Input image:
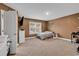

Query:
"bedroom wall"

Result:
[[42, 21, 48, 32], [48, 13, 79, 39], [0, 3, 14, 11], [20, 18, 48, 37], [22, 18, 29, 37]]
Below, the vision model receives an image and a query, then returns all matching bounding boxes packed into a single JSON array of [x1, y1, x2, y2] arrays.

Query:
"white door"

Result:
[[4, 11, 17, 54]]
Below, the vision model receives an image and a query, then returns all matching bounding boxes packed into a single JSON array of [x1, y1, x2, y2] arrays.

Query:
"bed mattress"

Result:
[[37, 31, 53, 40]]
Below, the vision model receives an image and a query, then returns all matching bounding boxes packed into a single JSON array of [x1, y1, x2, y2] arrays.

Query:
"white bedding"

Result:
[[37, 31, 53, 40]]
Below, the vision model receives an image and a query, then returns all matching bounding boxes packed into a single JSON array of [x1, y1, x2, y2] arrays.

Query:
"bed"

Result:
[[37, 31, 54, 40]]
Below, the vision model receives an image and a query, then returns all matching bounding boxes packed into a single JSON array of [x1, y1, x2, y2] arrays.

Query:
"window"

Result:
[[29, 21, 42, 34]]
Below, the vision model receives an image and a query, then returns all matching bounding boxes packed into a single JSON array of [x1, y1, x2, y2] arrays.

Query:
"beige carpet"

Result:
[[16, 37, 79, 56]]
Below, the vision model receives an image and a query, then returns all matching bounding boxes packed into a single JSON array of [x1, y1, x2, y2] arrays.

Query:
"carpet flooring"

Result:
[[16, 37, 79, 56]]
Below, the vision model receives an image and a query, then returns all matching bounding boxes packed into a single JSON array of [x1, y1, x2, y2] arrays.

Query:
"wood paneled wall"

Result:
[[20, 18, 48, 37], [48, 13, 79, 39], [0, 3, 14, 11], [23, 18, 29, 37], [42, 21, 48, 32]]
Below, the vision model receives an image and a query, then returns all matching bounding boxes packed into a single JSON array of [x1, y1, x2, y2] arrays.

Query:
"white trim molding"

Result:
[[58, 37, 71, 41]]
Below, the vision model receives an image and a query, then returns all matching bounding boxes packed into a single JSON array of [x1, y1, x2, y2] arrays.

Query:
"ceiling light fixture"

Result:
[[46, 12, 49, 15]]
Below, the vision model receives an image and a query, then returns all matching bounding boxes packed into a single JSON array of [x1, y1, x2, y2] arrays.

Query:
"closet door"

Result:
[[4, 11, 17, 54]]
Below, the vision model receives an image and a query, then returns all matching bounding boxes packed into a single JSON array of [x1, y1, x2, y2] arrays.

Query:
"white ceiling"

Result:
[[5, 3, 79, 21]]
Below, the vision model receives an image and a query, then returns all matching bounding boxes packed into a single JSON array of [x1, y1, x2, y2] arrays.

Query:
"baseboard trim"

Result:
[[25, 37, 71, 42], [58, 37, 71, 41], [25, 37, 35, 40]]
